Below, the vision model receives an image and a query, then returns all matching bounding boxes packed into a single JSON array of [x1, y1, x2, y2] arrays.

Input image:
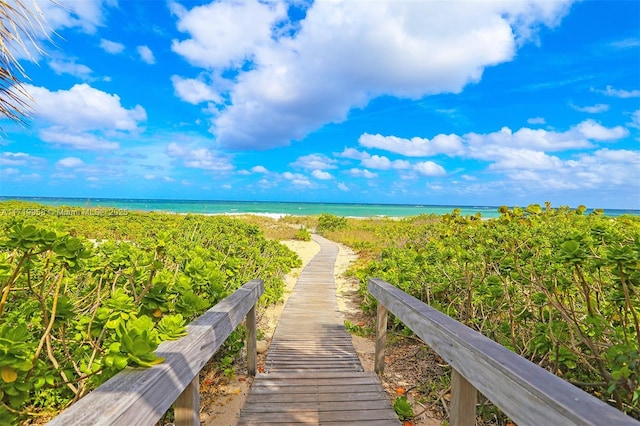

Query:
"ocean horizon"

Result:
[[2, 196, 639, 219]]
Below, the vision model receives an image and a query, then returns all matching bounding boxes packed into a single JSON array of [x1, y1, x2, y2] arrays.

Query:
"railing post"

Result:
[[374, 301, 388, 374], [247, 303, 257, 376], [174, 375, 200, 426], [450, 368, 477, 426]]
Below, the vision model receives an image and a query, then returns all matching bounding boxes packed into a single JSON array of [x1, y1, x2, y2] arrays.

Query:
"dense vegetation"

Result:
[[314, 206, 640, 419], [0, 201, 300, 424]]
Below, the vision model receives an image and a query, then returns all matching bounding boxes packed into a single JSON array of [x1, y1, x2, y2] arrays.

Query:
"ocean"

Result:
[[1, 197, 638, 219]]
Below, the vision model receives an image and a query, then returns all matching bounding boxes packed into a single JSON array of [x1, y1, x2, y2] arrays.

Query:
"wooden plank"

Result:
[[242, 400, 397, 413], [174, 375, 199, 426], [238, 408, 399, 423], [246, 391, 388, 403], [374, 301, 388, 374], [450, 368, 477, 426], [246, 303, 257, 376], [238, 236, 399, 426], [247, 384, 385, 395], [48, 280, 264, 426], [368, 278, 638, 426]]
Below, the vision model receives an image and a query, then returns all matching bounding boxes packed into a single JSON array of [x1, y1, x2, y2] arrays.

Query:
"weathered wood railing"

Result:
[[369, 278, 639, 426], [48, 279, 264, 426]]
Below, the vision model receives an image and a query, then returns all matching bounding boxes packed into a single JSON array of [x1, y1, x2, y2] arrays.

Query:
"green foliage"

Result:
[[317, 213, 347, 232], [0, 201, 301, 421], [330, 204, 640, 419], [393, 395, 414, 420], [293, 227, 312, 241]]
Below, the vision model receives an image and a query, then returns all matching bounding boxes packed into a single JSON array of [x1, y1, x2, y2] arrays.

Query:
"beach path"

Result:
[[237, 234, 399, 425]]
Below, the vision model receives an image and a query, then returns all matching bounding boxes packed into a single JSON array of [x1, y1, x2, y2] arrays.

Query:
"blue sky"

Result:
[[0, 0, 639, 209]]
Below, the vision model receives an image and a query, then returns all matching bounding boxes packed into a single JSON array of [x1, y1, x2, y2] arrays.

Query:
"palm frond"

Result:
[[0, 0, 50, 128]]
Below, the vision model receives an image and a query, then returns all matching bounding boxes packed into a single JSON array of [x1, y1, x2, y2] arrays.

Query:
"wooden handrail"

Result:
[[48, 279, 264, 426], [368, 278, 639, 426]]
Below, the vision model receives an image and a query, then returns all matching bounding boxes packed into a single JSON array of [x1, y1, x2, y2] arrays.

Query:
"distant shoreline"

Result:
[[1, 196, 638, 218]]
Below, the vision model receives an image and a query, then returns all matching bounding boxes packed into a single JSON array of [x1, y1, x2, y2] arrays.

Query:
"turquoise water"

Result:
[[2, 197, 638, 218]]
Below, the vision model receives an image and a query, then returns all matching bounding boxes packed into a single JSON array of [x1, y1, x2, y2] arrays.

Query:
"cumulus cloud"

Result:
[[574, 119, 628, 140], [282, 171, 312, 186], [465, 120, 627, 151], [413, 161, 446, 176], [483, 148, 564, 171], [251, 165, 268, 173], [172, 76, 222, 105], [26, 83, 146, 132], [39, 0, 117, 35], [171, 0, 574, 149], [0, 152, 45, 167], [24, 83, 146, 151], [570, 103, 609, 113], [170, 0, 286, 68], [629, 109, 640, 129], [137, 45, 156, 64], [100, 39, 125, 54], [290, 153, 337, 170], [527, 117, 546, 125], [311, 169, 332, 180], [49, 57, 92, 79], [361, 155, 411, 170], [594, 85, 640, 98], [337, 182, 349, 191], [166, 143, 233, 171], [359, 133, 464, 157], [348, 168, 378, 179], [39, 130, 120, 151], [337, 148, 370, 161], [56, 157, 85, 168]]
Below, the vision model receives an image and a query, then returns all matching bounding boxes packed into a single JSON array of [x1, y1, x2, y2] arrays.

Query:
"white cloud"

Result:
[[527, 117, 546, 125], [359, 133, 464, 157], [137, 45, 156, 64], [337, 182, 349, 191], [172, 0, 574, 149], [0, 152, 45, 167], [509, 149, 640, 192], [171, 0, 287, 69], [251, 165, 268, 173], [348, 168, 378, 179], [166, 143, 233, 171], [49, 57, 92, 79], [100, 39, 125, 54], [594, 85, 640, 98], [311, 169, 332, 180], [336, 148, 370, 161], [26, 83, 146, 132], [575, 119, 628, 141], [361, 155, 411, 170], [282, 171, 312, 186], [414, 161, 446, 176], [39, 0, 117, 34], [482, 147, 563, 170], [290, 154, 337, 170], [629, 110, 640, 129], [610, 38, 640, 49], [171, 76, 222, 105], [465, 120, 627, 152], [39, 130, 120, 151], [570, 103, 610, 113], [257, 178, 277, 189], [56, 157, 85, 168]]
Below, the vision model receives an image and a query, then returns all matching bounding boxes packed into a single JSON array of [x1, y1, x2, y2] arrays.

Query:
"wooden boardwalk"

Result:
[[237, 235, 399, 425]]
